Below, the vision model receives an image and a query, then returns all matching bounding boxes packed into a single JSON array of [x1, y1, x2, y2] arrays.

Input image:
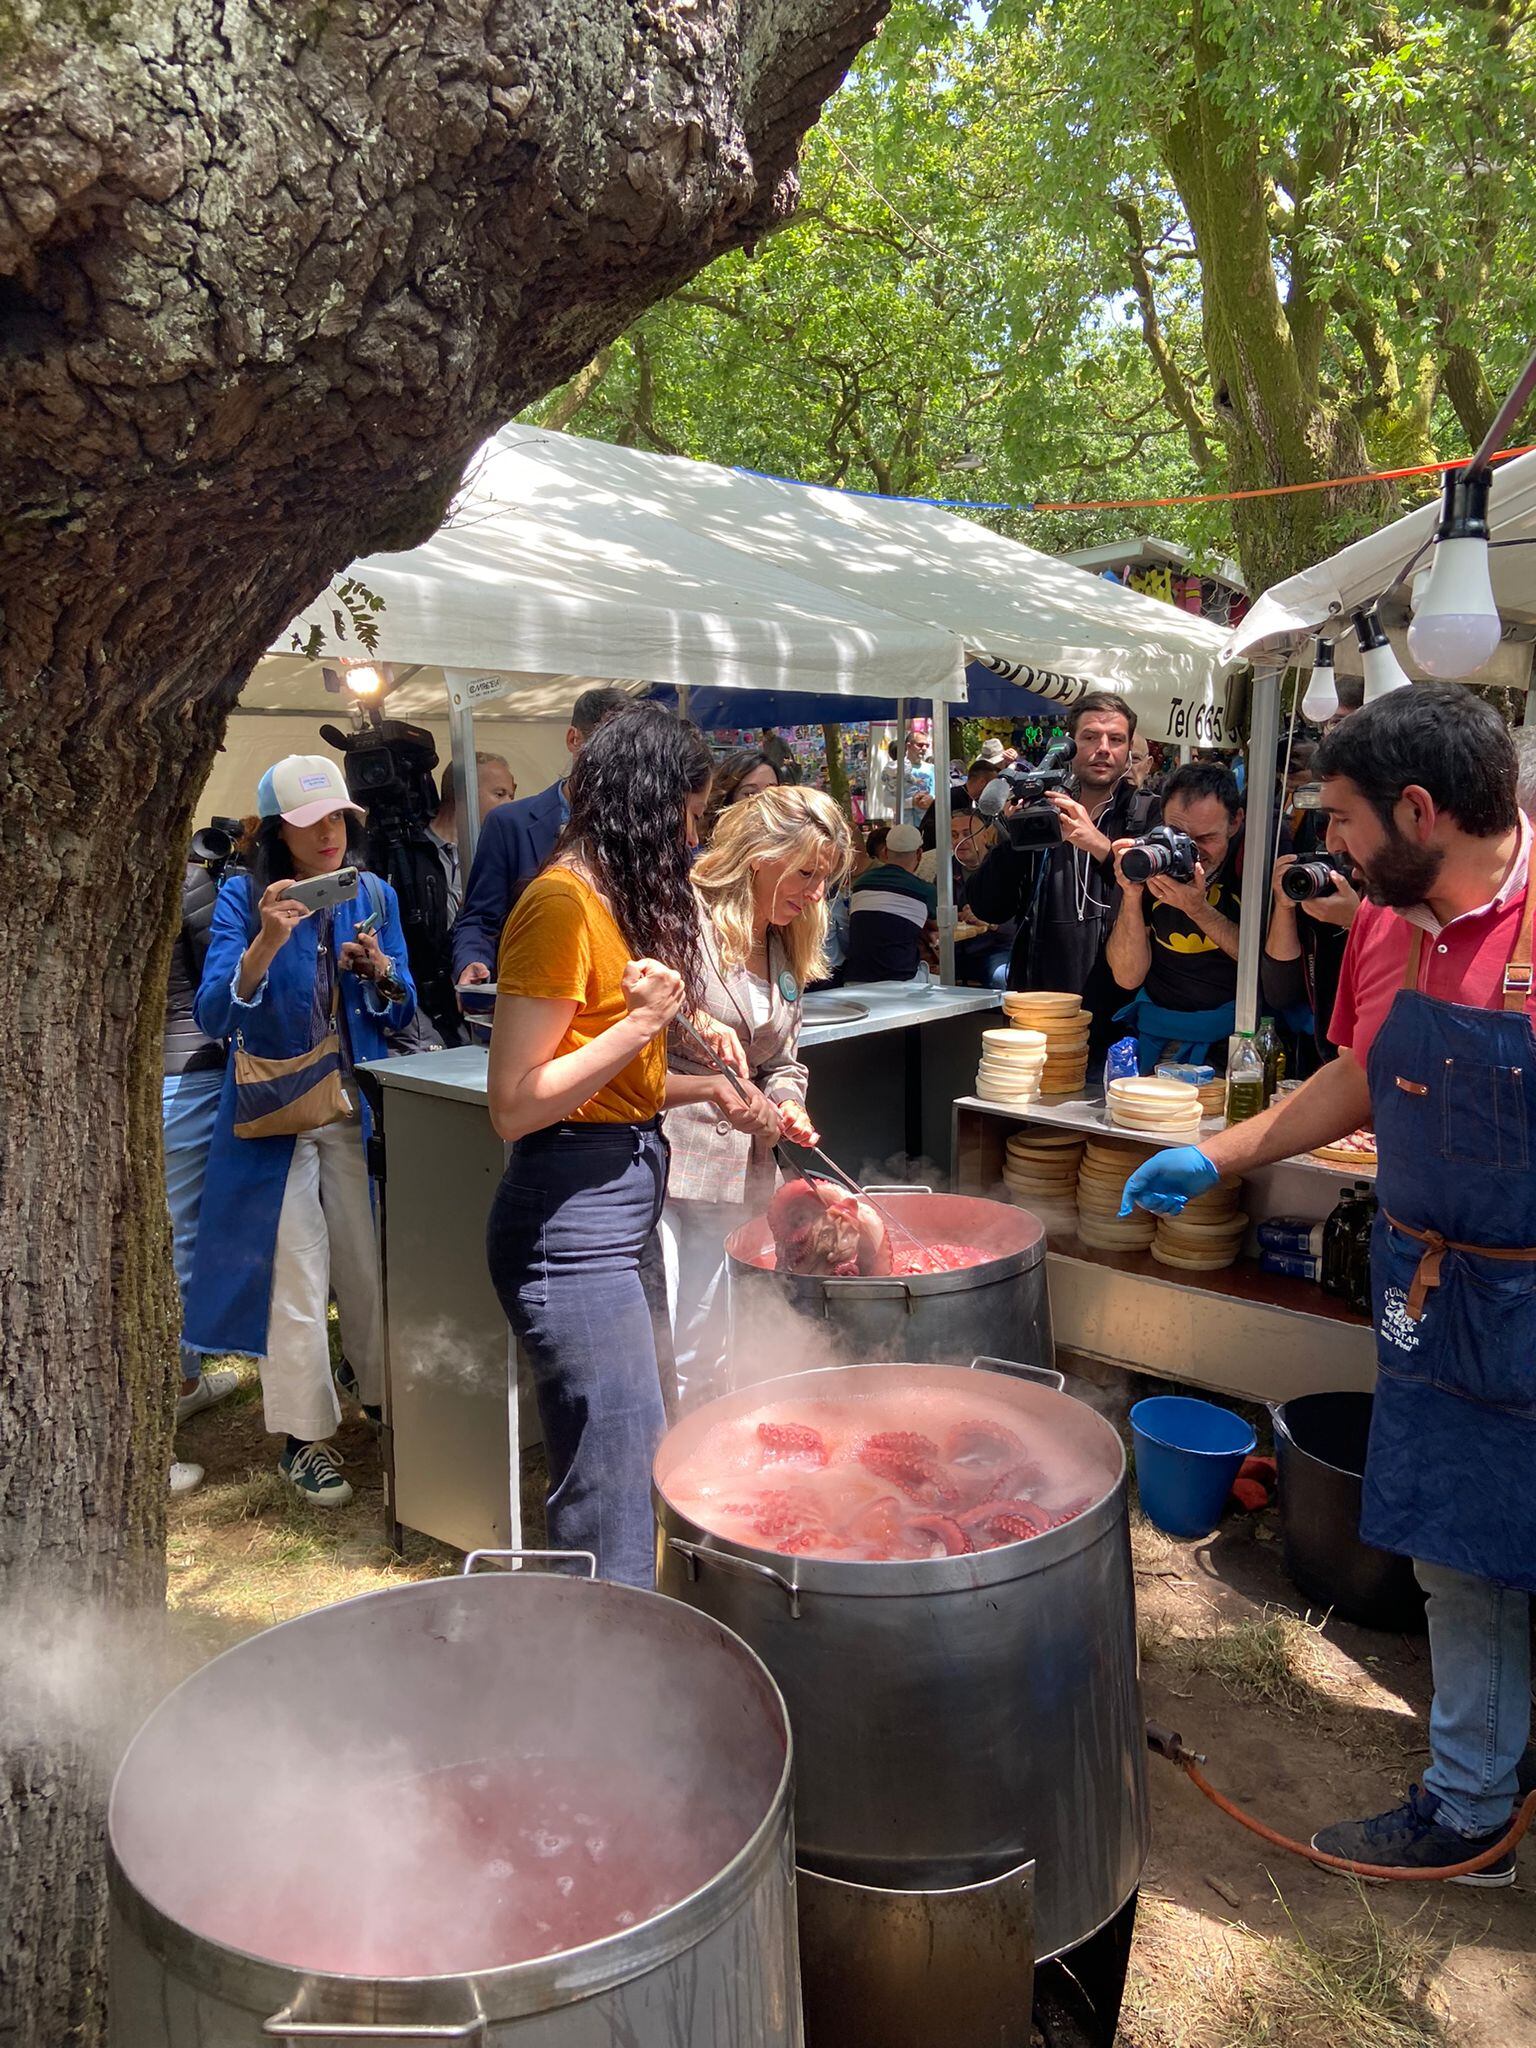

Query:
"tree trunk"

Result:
[[0, 2, 886, 2033], [821, 722, 850, 813]]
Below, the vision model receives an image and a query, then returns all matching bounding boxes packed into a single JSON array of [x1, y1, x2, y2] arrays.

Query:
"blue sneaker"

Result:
[[1311, 1783, 1516, 1887], [279, 1440, 353, 1508]]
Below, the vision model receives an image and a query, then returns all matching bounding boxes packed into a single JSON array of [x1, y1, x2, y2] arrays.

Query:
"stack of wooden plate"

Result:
[[1106, 1075, 1203, 1139], [1000, 1128, 1086, 1229], [1001, 991, 1091, 1096], [1196, 1074, 1227, 1118], [974, 1027, 1047, 1106], [1152, 1177, 1248, 1270], [1075, 1137, 1158, 1250]]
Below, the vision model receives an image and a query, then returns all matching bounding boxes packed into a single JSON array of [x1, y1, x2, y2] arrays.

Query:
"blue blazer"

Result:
[[451, 779, 568, 978], [184, 871, 415, 1358]]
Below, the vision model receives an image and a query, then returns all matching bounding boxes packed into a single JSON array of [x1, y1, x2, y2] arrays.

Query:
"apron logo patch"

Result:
[[1381, 1288, 1421, 1353]]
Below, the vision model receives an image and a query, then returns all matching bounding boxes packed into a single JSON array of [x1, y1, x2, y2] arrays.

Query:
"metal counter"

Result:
[[951, 1093, 1377, 1405], [358, 983, 1000, 1553]]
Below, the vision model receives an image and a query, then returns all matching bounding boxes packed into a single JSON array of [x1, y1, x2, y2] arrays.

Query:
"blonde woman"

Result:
[[663, 785, 854, 1399]]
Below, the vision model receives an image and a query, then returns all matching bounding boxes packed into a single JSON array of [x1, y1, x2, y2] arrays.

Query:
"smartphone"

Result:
[[284, 866, 359, 914]]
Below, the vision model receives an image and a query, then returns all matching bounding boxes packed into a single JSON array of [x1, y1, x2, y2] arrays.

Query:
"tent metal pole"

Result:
[[933, 705, 955, 985], [895, 699, 909, 825], [449, 695, 480, 874], [1235, 668, 1281, 1036]]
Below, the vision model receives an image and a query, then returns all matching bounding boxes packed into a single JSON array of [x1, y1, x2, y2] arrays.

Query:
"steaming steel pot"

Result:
[[653, 1362, 1148, 1963], [108, 1559, 801, 2046], [725, 1190, 1053, 1371]]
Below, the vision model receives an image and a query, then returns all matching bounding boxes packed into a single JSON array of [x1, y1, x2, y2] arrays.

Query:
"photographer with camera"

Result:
[[964, 692, 1159, 1052], [1107, 759, 1246, 1070], [1262, 850, 1361, 1074]]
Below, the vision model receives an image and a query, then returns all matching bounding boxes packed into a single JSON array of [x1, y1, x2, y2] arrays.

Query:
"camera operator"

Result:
[[1262, 852, 1360, 1075], [964, 692, 1159, 1054], [1108, 759, 1246, 1069]]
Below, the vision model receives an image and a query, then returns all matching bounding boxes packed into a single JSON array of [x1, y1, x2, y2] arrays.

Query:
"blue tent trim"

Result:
[[644, 665, 1061, 732]]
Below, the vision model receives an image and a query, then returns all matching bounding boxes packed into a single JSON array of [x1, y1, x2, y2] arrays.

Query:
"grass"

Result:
[[1124, 1891, 1448, 2048], [1140, 1606, 1330, 1714]]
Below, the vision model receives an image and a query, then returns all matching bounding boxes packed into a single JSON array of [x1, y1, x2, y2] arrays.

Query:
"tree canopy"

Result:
[[537, 0, 1536, 587]]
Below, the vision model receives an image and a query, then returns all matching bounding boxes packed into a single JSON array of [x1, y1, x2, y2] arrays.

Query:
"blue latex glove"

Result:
[[1119, 1147, 1221, 1217]]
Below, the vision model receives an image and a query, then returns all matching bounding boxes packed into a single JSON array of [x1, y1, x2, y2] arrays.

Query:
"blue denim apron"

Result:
[[1363, 889, 1536, 1593]]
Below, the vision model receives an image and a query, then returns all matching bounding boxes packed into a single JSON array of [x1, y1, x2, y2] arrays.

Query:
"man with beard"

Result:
[[1121, 684, 1533, 1883], [964, 691, 1158, 1055]]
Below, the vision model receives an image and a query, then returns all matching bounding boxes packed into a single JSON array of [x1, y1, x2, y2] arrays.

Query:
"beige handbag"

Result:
[[232, 971, 354, 1140]]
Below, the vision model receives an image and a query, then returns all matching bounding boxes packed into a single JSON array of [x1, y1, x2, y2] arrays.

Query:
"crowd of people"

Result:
[[161, 688, 1356, 1554]]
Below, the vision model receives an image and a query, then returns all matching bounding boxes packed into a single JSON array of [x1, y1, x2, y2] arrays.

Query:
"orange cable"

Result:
[[1179, 1759, 1536, 1882], [1029, 442, 1534, 515]]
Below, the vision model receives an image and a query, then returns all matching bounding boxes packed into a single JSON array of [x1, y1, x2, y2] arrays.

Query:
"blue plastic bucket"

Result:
[[1130, 1395, 1257, 1540]]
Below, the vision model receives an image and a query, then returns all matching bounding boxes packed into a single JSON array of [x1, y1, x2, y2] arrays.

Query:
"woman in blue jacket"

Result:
[[186, 756, 415, 1506]]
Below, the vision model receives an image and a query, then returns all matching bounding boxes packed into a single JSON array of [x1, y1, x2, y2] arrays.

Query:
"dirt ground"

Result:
[[167, 1358, 1535, 2048]]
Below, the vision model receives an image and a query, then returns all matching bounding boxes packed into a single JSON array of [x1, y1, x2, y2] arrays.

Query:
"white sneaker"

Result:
[[169, 1461, 204, 1496], [279, 1441, 353, 1508], [176, 1367, 241, 1424]]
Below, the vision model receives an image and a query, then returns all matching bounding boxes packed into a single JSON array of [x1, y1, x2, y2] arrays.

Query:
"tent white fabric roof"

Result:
[[275, 428, 1238, 740], [1226, 450, 1536, 690]]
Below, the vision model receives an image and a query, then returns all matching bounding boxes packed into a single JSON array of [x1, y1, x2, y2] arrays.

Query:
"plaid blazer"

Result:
[[664, 928, 808, 1208]]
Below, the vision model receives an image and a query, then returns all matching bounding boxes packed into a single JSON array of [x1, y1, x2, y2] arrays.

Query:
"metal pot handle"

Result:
[[969, 1354, 1066, 1393], [862, 1183, 933, 1195], [667, 1537, 802, 1617], [461, 1547, 597, 1579], [263, 2012, 484, 2041]]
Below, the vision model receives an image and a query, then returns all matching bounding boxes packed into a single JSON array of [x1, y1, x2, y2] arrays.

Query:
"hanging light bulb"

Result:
[[1407, 467, 1502, 677], [1302, 637, 1338, 722], [1352, 607, 1411, 701]]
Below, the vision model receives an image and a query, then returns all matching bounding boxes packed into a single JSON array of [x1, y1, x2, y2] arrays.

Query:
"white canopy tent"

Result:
[[1226, 448, 1536, 694], [272, 426, 1237, 745]]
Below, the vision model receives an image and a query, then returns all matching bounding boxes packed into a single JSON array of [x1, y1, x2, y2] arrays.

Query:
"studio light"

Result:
[[1352, 607, 1411, 701], [1407, 467, 1502, 677], [1301, 637, 1338, 722], [342, 661, 386, 699]]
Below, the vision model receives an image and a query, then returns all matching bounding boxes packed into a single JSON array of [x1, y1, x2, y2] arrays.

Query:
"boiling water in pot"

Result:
[[151, 1754, 750, 1979], [665, 1382, 1106, 1561]]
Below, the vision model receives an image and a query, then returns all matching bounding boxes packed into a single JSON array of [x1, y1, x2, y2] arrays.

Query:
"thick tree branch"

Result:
[[1114, 197, 1214, 472]]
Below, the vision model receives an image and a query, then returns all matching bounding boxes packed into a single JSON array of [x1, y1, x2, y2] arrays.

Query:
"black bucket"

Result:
[[1272, 1393, 1426, 1632]]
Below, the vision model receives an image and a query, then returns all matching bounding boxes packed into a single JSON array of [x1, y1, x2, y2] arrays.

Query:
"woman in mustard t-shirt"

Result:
[[486, 707, 776, 1585]]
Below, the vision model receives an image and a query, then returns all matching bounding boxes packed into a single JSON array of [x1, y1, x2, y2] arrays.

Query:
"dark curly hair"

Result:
[[703, 746, 781, 837], [555, 705, 711, 1001]]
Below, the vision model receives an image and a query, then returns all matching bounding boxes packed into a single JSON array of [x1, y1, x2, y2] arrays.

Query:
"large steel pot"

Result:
[[109, 1557, 800, 2046], [725, 1190, 1053, 1371], [653, 1362, 1147, 1963]]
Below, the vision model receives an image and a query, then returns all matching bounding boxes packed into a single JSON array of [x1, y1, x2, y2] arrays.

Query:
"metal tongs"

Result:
[[671, 1012, 868, 1200]]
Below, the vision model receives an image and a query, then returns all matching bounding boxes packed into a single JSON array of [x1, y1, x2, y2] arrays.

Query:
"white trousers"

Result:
[[659, 1197, 745, 1410], [263, 1120, 383, 1442]]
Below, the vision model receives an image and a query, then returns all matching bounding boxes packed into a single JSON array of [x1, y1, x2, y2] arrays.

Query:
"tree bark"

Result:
[[0, 1, 886, 2034]]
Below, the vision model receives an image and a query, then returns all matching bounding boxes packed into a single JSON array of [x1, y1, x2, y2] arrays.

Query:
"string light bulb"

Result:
[[1407, 468, 1502, 677], [1302, 638, 1338, 722], [1352, 608, 1411, 701]]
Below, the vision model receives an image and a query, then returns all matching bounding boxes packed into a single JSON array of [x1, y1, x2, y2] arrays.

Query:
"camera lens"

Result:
[[1281, 860, 1338, 901], [1120, 842, 1166, 882]]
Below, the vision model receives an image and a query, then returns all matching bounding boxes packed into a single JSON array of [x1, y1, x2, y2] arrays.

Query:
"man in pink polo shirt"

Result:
[[1123, 684, 1532, 1884]]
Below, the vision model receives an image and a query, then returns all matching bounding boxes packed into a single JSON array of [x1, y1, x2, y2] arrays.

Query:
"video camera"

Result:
[[189, 816, 246, 879], [319, 718, 459, 1043], [978, 740, 1075, 851], [1281, 854, 1349, 902], [1120, 825, 1199, 885]]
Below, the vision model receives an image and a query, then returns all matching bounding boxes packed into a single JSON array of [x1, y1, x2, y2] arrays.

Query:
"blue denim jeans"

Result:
[[161, 1067, 225, 1384], [487, 1122, 673, 1589], [1416, 1557, 1532, 1836]]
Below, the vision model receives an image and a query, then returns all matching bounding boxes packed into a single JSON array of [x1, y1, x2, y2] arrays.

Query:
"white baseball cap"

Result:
[[256, 754, 364, 828], [886, 822, 924, 853]]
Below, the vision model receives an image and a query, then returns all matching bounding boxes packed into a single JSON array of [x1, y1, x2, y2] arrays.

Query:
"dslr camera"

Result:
[[1281, 855, 1347, 902], [1120, 825, 1198, 884], [981, 740, 1075, 851]]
